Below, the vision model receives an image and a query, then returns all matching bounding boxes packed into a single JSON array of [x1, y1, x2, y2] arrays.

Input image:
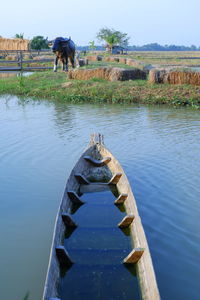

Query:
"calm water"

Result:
[[0, 95, 200, 300], [61, 190, 140, 300]]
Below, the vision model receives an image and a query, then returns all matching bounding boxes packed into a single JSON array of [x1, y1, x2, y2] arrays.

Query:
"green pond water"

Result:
[[0, 95, 200, 300]]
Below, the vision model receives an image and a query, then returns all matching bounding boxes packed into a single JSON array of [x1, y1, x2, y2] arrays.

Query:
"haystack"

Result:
[[118, 58, 127, 64], [104, 57, 120, 62], [68, 67, 146, 81], [85, 55, 102, 61], [149, 69, 200, 86], [149, 69, 169, 83], [0, 38, 29, 50]]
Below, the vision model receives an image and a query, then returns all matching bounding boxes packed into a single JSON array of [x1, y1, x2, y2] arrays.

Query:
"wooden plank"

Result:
[[61, 213, 77, 227], [84, 155, 111, 167], [114, 193, 128, 204], [43, 134, 160, 300], [74, 173, 89, 184], [55, 246, 73, 267], [67, 191, 84, 205], [108, 173, 122, 185], [0, 67, 21, 71], [23, 67, 53, 70], [123, 248, 145, 264], [0, 66, 52, 71], [80, 183, 109, 194], [118, 215, 135, 228]]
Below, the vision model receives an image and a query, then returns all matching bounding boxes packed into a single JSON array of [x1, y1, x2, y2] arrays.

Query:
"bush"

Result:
[[30, 36, 49, 50]]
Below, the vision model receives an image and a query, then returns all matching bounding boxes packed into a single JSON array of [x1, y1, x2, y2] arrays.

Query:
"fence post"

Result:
[[20, 51, 23, 70]]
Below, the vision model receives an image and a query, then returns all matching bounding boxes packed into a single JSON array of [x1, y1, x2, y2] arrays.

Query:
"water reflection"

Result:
[[0, 71, 33, 78], [0, 96, 200, 300]]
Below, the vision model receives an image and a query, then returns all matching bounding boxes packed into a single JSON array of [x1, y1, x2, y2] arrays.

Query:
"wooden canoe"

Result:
[[42, 133, 160, 300]]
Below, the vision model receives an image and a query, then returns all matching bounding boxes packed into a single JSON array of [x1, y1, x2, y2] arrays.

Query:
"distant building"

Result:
[[105, 45, 126, 54]]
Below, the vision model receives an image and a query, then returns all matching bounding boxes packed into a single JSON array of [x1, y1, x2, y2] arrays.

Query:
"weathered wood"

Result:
[[43, 133, 160, 300], [114, 193, 128, 204], [80, 183, 109, 194], [61, 213, 77, 227], [0, 58, 53, 64], [118, 215, 135, 228], [109, 173, 122, 185], [124, 248, 145, 264], [55, 246, 73, 267], [0, 66, 52, 71], [67, 191, 84, 205], [84, 155, 111, 167], [74, 173, 89, 184]]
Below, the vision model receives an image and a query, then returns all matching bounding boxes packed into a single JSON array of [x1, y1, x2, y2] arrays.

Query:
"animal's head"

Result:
[[52, 37, 62, 52], [52, 37, 70, 52]]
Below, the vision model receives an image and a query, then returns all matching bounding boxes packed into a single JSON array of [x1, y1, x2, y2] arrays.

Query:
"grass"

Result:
[[122, 51, 200, 67], [0, 70, 200, 108]]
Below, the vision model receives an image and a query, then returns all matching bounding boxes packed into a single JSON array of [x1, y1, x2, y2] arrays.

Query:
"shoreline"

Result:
[[0, 71, 200, 108]]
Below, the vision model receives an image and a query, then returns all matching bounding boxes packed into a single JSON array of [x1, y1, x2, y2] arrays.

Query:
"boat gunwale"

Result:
[[42, 137, 160, 300]]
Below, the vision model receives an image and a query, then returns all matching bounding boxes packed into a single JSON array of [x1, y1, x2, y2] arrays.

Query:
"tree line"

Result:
[[12, 30, 200, 51]]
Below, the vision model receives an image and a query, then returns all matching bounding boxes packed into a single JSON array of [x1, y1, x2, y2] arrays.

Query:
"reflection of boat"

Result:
[[42, 133, 160, 300]]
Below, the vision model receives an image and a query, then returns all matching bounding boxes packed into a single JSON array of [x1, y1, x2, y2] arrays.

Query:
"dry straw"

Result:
[[0, 38, 29, 50]]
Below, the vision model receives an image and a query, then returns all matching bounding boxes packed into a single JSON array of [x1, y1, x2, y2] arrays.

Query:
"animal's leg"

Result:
[[75, 52, 80, 68], [53, 56, 58, 72], [69, 55, 75, 68], [62, 58, 65, 71], [65, 56, 69, 72]]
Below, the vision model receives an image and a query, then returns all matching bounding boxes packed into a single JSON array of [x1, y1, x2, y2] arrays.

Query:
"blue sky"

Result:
[[1, 0, 199, 46]]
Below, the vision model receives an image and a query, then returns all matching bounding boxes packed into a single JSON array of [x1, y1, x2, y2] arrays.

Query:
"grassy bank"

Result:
[[0, 71, 200, 108]]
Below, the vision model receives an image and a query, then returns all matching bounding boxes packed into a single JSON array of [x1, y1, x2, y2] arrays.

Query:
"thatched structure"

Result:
[[0, 38, 29, 50], [149, 69, 200, 86], [68, 67, 146, 81]]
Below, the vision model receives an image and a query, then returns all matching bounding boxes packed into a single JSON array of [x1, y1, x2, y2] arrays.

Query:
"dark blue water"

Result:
[[61, 190, 140, 300], [0, 95, 200, 300]]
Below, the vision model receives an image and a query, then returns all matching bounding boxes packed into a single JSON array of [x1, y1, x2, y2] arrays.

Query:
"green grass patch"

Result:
[[0, 70, 200, 108]]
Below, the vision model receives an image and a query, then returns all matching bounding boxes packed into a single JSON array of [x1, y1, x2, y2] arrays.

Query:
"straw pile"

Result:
[[149, 69, 200, 86], [85, 55, 102, 61], [68, 67, 146, 81], [119, 58, 127, 64], [5, 55, 18, 60], [104, 57, 120, 62], [126, 58, 144, 68], [0, 38, 29, 50]]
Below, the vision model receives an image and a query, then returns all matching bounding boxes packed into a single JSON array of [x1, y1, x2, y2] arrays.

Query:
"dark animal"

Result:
[[52, 37, 76, 72]]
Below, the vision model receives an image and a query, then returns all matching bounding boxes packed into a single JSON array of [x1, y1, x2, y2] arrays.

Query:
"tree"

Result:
[[96, 28, 129, 51], [89, 40, 96, 51], [14, 33, 24, 39], [30, 36, 49, 50]]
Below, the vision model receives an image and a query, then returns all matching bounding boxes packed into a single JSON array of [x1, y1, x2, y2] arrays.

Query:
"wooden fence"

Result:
[[0, 50, 54, 71]]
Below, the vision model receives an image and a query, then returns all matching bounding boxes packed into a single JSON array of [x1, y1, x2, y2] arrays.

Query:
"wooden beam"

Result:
[[118, 215, 135, 228], [55, 246, 73, 267], [123, 248, 145, 264], [109, 173, 122, 185], [61, 213, 77, 228], [80, 183, 109, 194], [67, 191, 84, 205], [114, 193, 128, 205], [84, 155, 111, 167], [74, 173, 90, 184]]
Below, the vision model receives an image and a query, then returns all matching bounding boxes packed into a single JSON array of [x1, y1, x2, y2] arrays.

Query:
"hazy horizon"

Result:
[[1, 0, 199, 46]]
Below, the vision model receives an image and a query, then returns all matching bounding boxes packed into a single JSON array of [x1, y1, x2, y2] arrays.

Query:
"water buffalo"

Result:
[[52, 37, 76, 72]]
